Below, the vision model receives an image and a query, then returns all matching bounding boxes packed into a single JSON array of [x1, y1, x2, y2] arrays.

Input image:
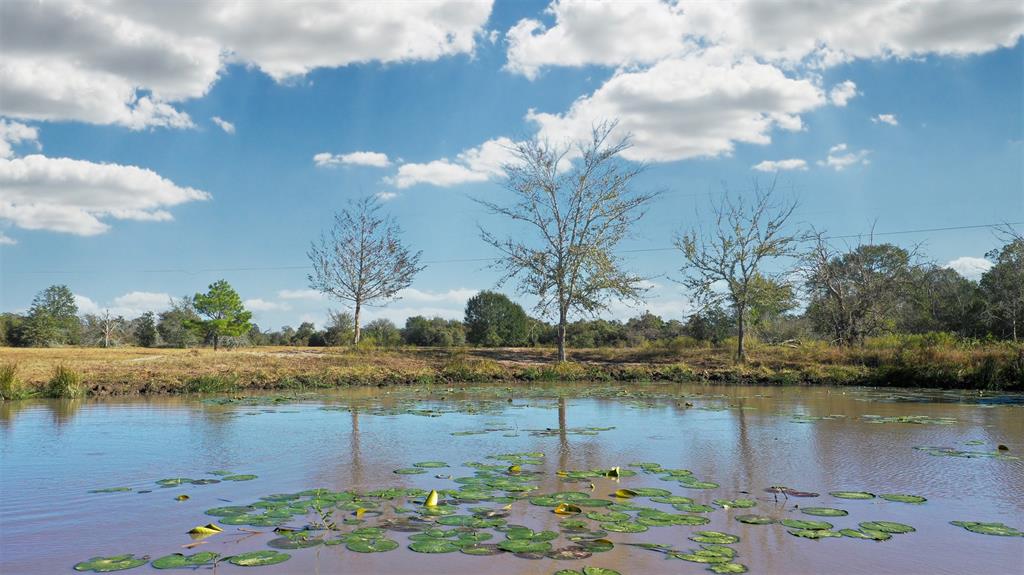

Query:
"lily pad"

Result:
[[88, 487, 132, 493], [393, 468, 428, 475], [735, 514, 776, 525], [222, 474, 257, 481], [859, 521, 915, 534], [829, 491, 875, 499], [582, 568, 621, 575], [409, 539, 460, 553], [710, 563, 748, 574], [74, 555, 148, 572], [713, 498, 756, 509], [573, 538, 615, 553], [690, 531, 740, 544], [801, 507, 848, 517], [673, 503, 715, 513], [497, 539, 552, 553], [950, 521, 1024, 537], [151, 552, 219, 569], [630, 487, 672, 497], [601, 521, 648, 533], [781, 519, 833, 530], [460, 544, 504, 556], [839, 528, 891, 541], [547, 546, 593, 560], [414, 461, 449, 468], [346, 537, 400, 553], [227, 551, 290, 567], [879, 494, 926, 504], [788, 529, 843, 539]]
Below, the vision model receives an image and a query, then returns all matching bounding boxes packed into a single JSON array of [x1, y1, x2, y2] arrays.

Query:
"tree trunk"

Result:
[[353, 301, 362, 345], [213, 333, 219, 351], [736, 307, 746, 363], [556, 311, 567, 363]]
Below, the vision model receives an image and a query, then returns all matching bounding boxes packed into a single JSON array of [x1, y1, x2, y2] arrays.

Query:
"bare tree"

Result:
[[676, 182, 800, 363], [478, 122, 658, 362], [83, 309, 127, 348], [308, 197, 424, 344]]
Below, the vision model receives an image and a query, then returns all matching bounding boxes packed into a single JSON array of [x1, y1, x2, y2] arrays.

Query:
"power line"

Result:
[[5, 221, 1019, 276]]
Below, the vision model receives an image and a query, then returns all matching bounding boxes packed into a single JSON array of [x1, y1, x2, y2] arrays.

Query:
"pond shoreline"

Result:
[[2, 344, 1022, 398]]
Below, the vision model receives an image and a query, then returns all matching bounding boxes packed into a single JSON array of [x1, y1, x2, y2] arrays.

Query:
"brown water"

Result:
[[1, 383, 1022, 574]]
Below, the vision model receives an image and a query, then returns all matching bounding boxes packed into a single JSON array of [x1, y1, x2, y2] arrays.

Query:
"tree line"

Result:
[[3, 123, 1021, 360]]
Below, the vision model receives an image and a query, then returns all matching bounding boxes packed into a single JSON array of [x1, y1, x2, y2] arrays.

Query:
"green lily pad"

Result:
[[713, 498, 756, 508], [573, 539, 615, 553], [673, 503, 715, 513], [859, 521, 915, 534], [346, 537, 400, 553], [601, 521, 648, 533], [710, 563, 748, 574], [879, 494, 926, 504], [788, 529, 843, 539], [582, 568, 621, 575], [393, 468, 428, 475], [223, 474, 257, 481], [156, 478, 193, 487], [673, 514, 712, 526], [460, 544, 504, 556], [74, 555, 148, 572], [227, 550, 291, 567], [735, 514, 776, 525], [690, 531, 740, 544], [651, 495, 694, 504], [672, 552, 730, 564], [497, 539, 552, 553], [409, 539, 460, 553], [829, 491, 875, 499], [630, 487, 672, 497], [781, 519, 833, 530], [680, 480, 720, 489], [151, 552, 219, 569], [88, 487, 132, 493], [586, 511, 630, 522], [414, 461, 449, 468], [555, 571, 584, 575], [801, 507, 848, 517], [950, 521, 1024, 537], [840, 528, 891, 541], [547, 546, 593, 560], [267, 535, 322, 549]]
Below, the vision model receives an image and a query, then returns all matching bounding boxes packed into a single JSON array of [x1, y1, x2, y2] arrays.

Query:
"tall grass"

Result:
[[1, 362, 30, 400], [46, 365, 86, 398]]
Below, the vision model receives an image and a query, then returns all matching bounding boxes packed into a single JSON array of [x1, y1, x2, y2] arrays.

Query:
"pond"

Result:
[[1, 383, 1022, 574]]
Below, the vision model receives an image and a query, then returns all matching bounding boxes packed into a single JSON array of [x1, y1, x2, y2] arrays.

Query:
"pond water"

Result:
[[1, 383, 1022, 574]]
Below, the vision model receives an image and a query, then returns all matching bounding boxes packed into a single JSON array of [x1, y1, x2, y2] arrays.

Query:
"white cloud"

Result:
[[314, 151, 391, 168], [828, 80, 858, 106], [872, 113, 899, 126], [397, 287, 478, 304], [0, 1, 493, 128], [0, 232, 15, 245], [0, 119, 40, 159], [819, 143, 870, 171], [504, 1, 1024, 77], [389, 137, 518, 188], [0, 154, 210, 235], [752, 158, 808, 172], [72, 291, 172, 317], [244, 298, 291, 312], [211, 116, 235, 134], [528, 55, 824, 162], [375, 191, 398, 202], [278, 289, 325, 301], [945, 256, 993, 281]]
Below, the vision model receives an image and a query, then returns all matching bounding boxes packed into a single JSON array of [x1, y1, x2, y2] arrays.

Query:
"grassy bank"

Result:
[[1, 338, 1021, 398]]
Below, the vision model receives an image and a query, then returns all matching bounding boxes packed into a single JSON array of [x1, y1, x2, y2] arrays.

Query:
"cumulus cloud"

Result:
[[527, 55, 824, 162], [278, 289, 325, 301], [314, 151, 391, 168], [0, 154, 210, 235], [244, 298, 291, 312], [0, 231, 16, 245], [752, 158, 808, 172], [211, 116, 235, 134], [872, 113, 899, 126], [375, 191, 398, 202], [828, 80, 859, 106], [389, 137, 518, 188], [0, 119, 40, 159], [73, 291, 172, 317], [819, 143, 870, 171], [0, 1, 494, 128], [945, 256, 993, 281], [505, 1, 1024, 76]]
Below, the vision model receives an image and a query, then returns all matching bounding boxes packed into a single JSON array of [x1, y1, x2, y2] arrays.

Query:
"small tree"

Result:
[[308, 197, 424, 344], [24, 284, 79, 346], [464, 291, 531, 347], [134, 311, 158, 347], [83, 309, 127, 347], [188, 280, 252, 350], [478, 123, 658, 361], [980, 239, 1024, 341], [363, 318, 402, 347], [676, 183, 800, 362], [323, 310, 355, 346], [157, 296, 200, 348]]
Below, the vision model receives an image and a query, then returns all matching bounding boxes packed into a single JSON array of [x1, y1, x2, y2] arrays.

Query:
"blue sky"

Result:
[[1, 1, 1022, 329]]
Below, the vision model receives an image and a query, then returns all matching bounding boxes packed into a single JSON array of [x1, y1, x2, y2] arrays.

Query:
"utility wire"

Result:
[[5, 221, 1020, 276]]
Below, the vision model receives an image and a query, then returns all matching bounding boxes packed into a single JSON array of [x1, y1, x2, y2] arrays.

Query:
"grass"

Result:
[[0, 338, 1020, 398], [0, 362, 30, 400]]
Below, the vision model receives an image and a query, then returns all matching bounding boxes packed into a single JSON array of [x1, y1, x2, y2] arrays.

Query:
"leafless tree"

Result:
[[83, 309, 128, 348], [477, 122, 659, 362], [675, 182, 800, 363], [308, 197, 424, 344]]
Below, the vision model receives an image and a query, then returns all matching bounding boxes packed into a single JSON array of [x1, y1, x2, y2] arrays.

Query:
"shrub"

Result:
[[46, 365, 85, 398], [184, 374, 238, 393], [0, 363, 29, 400]]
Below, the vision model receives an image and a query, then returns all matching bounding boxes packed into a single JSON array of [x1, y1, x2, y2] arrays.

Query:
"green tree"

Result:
[[157, 297, 200, 348], [363, 318, 402, 347], [323, 310, 355, 346], [133, 312, 158, 347], [188, 280, 253, 350], [24, 285, 79, 346], [980, 239, 1024, 341], [464, 291, 531, 347], [292, 322, 316, 346], [402, 316, 465, 347]]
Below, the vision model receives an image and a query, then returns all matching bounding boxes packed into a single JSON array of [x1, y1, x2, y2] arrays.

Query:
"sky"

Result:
[[1, 0, 1022, 330]]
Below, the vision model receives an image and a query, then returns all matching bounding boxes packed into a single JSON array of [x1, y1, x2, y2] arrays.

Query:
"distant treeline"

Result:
[[2, 237, 1022, 350]]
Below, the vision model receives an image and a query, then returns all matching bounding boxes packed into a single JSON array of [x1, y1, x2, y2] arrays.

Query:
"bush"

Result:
[[184, 374, 238, 393], [0, 363, 29, 400], [46, 365, 85, 398]]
